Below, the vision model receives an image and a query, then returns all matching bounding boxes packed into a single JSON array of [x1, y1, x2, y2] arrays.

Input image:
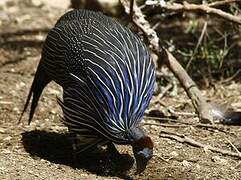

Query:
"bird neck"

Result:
[[131, 136, 153, 152], [128, 127, 153, 150]]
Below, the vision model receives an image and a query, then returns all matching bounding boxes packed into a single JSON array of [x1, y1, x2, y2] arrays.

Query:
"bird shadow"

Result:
[[21, 130, 134, 179]]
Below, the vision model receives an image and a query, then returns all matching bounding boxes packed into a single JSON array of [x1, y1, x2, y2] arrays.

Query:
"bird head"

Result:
[[132, 136, 153, 174], [128, 128, 153, 174]]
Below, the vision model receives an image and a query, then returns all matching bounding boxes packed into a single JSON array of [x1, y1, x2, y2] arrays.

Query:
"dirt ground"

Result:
[[1, 1, 241, 180]]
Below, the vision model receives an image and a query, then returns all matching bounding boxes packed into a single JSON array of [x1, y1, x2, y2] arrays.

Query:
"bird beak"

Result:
[[134, 148, 153, 174]]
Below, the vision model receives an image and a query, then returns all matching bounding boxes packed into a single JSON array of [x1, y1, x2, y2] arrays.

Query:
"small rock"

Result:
[[0, 11, 10, 22], [48, 88, 60, 95], [2, 149, 11, 154], [3, 136, 12, 141], [170, 151, 178, 157], [15, 14, 31, 24], [10, 68, 15, 72], [19, 82, 26, 87], [203, 146, 211, 153], [0, 128, 5, 133], [182, 160, 191, 167], [146, 0, 159, 6], [31, 0, 43, 7], [211, 156, 227, 165], [41, 0, 70, 9], [175, 145, 182, 149], [196, 164, 201, 170], [50, 109, 56, 114], [8, 6, 18, 13], [0, 166, 6, 171], [35, 34, 45, 41], [13, 107, 20, 113], [40, 159, 46, 162], [0, 0, 9, 7]]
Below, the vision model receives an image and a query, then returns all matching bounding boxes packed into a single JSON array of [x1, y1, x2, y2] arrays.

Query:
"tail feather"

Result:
[[18, 82, 33, 124], [18, 61, 51, 124]]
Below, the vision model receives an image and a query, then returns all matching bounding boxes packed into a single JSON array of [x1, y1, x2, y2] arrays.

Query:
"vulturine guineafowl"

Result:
[[20, 9, 156, 173]]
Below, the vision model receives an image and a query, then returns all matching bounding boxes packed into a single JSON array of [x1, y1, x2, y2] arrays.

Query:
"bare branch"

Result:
[[151, 1, 241, 25], [152, 83, 173, 103], [161, 49, 214, 123], [208, 0, 241, 7], [120, 0, 160, 51], [227, 139, 241, 156], [129, 0, 134, 18]]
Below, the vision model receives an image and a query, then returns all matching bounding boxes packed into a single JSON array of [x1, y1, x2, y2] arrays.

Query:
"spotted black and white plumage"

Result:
[[20, 9, 156, 173]]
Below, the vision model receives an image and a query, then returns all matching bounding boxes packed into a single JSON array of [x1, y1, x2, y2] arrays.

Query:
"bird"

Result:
[[19, 9, 156, 174]]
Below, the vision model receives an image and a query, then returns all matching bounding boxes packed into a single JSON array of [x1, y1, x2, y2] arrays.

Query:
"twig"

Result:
[[208, 0, 241, 7], [219, 69, 241, 83], [154, 153, 200, 163], [219, 32, 228, 68], [157, 2, 241, 25], [143, 120, 234, 135], [144, 122, 188, 128], [227, 139, 241, 156], [235, 161, 241, 169], [0, 101, 13, 105], [167, 109, 197, 117], [120, 0, 160, 51], [129, 0, 134, 18], [154, 154, 170, 162], [144, 116, 180, 123], [186, 21, 207, 70], [160, 129, 241, 159], [152, 83, 173, 104]]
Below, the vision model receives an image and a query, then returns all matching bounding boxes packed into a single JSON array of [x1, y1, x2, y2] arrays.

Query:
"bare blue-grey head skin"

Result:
[[19, 9, 156, 174], [128, 127, 153, 174]]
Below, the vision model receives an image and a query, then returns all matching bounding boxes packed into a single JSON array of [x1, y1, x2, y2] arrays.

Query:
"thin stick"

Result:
[[159, 2, 241, 25], [120, 0, 160, 51], [208, 0, 240, 7], [160, 130, 241, 158], [167, 109, 197, 117], [152, 83, 173, 104], [0, 101, 13, 105], [227, 139, 241, 156], [143, 121, 233, 135], [129, 0, 134, 18], [144, 122, 188, 128], [219, 69, 241, 83], [144, 116, 182, 123], [186, 21, 208, 70]]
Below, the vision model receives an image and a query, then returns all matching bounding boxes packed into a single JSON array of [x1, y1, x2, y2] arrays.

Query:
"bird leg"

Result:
[[69, 132, 78, 160]]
